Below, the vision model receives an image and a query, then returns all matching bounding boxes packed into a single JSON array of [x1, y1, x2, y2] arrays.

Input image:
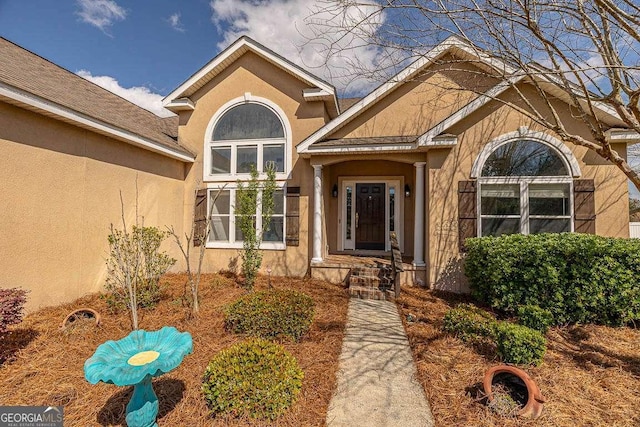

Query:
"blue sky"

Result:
[[0, 0, 385, 117]]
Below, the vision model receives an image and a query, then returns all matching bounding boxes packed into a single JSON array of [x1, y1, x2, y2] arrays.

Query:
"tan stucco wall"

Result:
[[176, 51, 327, 277], [0, 102, 186, 310], [332, 58, 498, 140], [426, 84, 630, 292]]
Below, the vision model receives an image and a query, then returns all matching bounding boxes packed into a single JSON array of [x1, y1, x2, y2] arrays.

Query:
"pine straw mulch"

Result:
[[396, 285, 640, 427], [0, 273, 349, 427]]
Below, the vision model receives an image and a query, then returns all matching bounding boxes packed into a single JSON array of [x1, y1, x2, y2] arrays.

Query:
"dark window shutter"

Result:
[[193, 189, 207, 247], [574, 179, 596, 234], [286, 187, 300, 246], [458, 180, 477, 251]]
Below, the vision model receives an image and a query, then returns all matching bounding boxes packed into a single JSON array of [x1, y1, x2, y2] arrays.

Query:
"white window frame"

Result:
[[473, 130, 581, 237], [206, 183, 286, 250], [478, 177, 574, 236], [203, 94, 292, 182]]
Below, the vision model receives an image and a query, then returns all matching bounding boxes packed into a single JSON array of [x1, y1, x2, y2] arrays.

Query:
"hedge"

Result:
[[464, 233, 640, 326]]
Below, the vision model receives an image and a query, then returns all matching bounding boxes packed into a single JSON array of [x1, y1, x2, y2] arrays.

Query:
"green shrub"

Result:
[[464, 233, 640, 326], [104, 226, 175, 314], [517, 305, 554, 334], [442, 303, 497, 342], [493, 322, 546, 366], [202, 339, 304, 420], [224, 289, 315, 341]]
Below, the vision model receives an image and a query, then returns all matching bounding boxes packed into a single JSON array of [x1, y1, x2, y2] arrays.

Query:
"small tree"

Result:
[[235, 164, 277, 289], [105, 192, 175, 330], [168, 186, 224, 315]]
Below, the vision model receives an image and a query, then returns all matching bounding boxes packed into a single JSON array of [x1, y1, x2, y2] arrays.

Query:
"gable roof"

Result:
[[297, 36, 469, 153], [162, 36, 340, 118], [298, 36, 640, 154], [0, 37, 194, 162]]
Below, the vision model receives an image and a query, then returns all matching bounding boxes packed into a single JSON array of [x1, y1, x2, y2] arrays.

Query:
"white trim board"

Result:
[[0, 82, 195, 163], [162, 36, 339, 117]]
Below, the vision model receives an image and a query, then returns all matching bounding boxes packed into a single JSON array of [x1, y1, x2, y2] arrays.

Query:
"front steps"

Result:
[[348, 266, 396, 300]]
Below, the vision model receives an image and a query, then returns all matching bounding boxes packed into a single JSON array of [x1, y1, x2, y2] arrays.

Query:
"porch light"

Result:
[[332, 184, 338, 198], [405, 184, 411, 198]]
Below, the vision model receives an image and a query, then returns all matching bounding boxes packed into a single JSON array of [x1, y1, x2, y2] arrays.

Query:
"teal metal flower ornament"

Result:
[[85, 327, 193, 427]]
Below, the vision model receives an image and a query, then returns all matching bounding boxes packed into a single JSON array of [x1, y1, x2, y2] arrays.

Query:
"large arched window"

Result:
[[477, 138, 574, 236], [204, 98, 289, 249], [206, 101, 288, 179]]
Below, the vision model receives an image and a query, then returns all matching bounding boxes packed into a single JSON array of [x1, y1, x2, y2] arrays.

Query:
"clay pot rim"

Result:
[[483, 364, 545, 418], [61, 308, 101, 330]]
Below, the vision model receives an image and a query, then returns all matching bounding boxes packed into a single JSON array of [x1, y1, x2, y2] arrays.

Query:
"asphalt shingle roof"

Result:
[[0, 37, 191, 158]]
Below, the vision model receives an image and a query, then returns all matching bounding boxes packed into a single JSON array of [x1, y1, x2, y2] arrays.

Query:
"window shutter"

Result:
[[193, 189, 207, 247], [286, 187, 300, 246], [574, 179, 596, 234], [458, 180, 477, 251]]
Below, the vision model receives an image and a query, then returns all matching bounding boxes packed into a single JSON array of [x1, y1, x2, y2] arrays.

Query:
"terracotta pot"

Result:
[[61, 308, 101, 330], [483, 364, 545, 418]]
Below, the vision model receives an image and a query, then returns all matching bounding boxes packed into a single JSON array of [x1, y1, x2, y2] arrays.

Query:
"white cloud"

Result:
[[209, 0, 395, 95], [77, 70, 174, 118], [167, 12, 185, 32], [76, 0, 126, 32]]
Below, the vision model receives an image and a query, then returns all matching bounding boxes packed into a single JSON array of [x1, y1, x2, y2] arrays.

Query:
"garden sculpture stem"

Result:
[[125, 374, 159, 427]]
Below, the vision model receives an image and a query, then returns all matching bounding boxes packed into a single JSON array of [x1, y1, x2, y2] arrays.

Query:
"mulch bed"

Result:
[[396, 285, 640, 426], [0, 274, 349, 426]]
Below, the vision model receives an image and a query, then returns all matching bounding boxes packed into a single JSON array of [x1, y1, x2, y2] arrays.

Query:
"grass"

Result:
[[0, 273, 348, 426], [397, 285, 640, 426]]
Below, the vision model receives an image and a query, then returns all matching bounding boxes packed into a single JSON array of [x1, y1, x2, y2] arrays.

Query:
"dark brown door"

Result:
[[356, 183, 385, 250]]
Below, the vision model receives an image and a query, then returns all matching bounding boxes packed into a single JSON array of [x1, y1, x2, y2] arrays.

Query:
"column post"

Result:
[[311, 164, 323, 264], [413, 162, 426, 267]]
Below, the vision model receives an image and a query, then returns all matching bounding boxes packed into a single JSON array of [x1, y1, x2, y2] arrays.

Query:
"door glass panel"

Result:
[[346, 186, 352, 240], [389, 186, 395, 232]]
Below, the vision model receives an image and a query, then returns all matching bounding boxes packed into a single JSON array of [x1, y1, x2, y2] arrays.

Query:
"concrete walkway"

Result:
[[326, 298, 434, 427]]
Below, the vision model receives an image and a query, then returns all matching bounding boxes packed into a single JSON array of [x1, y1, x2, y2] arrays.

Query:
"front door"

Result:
[[356, 183, 386, 250]]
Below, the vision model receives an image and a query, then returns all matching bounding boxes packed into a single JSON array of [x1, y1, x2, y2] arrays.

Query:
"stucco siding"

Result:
[[177, 50, 327, 277], [426, 86, 629, 291], [0, 102, 186, 310]]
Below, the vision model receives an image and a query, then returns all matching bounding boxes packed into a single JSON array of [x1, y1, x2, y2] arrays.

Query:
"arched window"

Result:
[[204, 98, 289, 249], [206, 102, 287, 179], [477, 139, 574, 236]]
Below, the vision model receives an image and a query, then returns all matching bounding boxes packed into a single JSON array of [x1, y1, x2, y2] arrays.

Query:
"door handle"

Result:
[[355, 212, 359, 228]]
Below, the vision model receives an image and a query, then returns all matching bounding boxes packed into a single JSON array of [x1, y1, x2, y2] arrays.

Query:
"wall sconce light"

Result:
[[332, 184, 338, 198], [404, 184, 411, 198]]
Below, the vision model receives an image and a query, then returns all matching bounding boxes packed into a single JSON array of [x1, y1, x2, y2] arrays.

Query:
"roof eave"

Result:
[[163, 36, 338, 112], [0, 82, 195, 163]]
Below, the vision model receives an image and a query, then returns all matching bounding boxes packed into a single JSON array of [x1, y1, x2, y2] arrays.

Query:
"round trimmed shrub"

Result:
[[224, 289, 315, 341], [202, 339, 304, 420], [442, 303, 497, 343], [494, 322, 546, 366], [517, 305, 554, 334]]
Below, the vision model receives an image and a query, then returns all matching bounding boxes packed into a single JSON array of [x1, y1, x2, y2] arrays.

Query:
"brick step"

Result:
[[349, 275, 380, 287], [348, 285, 396, 301], [351, 267, 382, 277]]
